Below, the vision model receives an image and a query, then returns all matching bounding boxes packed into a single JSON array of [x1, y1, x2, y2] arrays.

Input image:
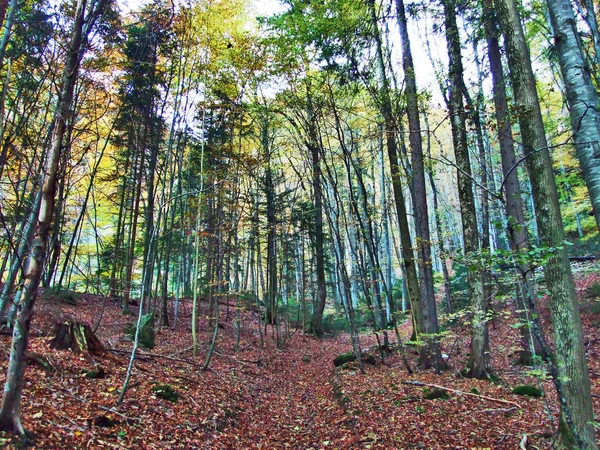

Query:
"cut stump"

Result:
[[49, 321, 106, 355]]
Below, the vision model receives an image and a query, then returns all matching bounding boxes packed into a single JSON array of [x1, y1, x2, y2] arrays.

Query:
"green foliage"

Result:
[[512, 384, 543, 398], [469, 387, 480, 395], [151, 383, 179, 402], [587, 282, 600, 299], [566, 234, 600, 258], [449, 262, 469, 312]]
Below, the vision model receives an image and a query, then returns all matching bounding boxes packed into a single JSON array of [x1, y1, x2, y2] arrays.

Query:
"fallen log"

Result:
[[402, 380, 521, 408]]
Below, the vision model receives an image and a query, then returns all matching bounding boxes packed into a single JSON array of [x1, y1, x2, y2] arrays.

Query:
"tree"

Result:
[[546, 0, 600, 232], [0, 0, 111, 438], [495, 0, 597, 445], [394, 0, 442, 369], [443, 0, 490, 379]]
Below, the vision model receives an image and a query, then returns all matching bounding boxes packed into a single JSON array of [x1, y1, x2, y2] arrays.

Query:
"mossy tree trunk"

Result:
[[443, 0, 490, 379], [495, 0, 597, 446]]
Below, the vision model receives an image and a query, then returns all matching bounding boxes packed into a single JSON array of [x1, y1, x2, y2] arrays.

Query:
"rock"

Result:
[[83, 367, 106, 379], [423, 388, 450, 400], [333, 351, 377, 367], [151, 383, 179, 402], [512, 384, 543, 398]]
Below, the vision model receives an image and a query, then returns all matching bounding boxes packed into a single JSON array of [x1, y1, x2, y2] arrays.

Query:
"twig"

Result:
[[401, 381, 521, 408], [520, 433, 528, 450], [213, 350, 261, 366], [169, 345, 193, 357], [479, 407, 517, 414]]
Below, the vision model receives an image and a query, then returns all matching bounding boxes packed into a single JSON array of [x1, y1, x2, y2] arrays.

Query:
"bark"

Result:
[[547, 0, 600, 232], [306, 86, 327, 338], [395, 0, 442, 369], [443, 0, 490, 379], [482, 0, 544, 363], [0, 0, 109, 437], [367, 0, 425, 339], [495, 0, 597, 446]]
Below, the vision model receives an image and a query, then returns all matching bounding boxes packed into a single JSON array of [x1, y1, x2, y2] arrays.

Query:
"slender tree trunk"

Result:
[[483, 0, 544, 363], [0, 0, 108, 436], [443, 0, 490, 379], [306, 86, 327, 337], [367, 0, 424, 340], [395, 0, 442, 369]]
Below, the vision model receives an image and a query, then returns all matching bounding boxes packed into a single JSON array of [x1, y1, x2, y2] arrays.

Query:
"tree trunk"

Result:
[[367, 0, 425, 340], [546, 0, 600, 232], [495, 0, 597, 446], [0, 0, 108, 437], [483, 0, 544, 363], [306, 85, 327, 338], [395, 0, 442, 369], [443, 0, 490, 379]]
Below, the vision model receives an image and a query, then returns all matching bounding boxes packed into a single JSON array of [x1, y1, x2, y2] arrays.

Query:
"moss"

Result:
[[89, 415, 116, 428], [124, 314, 155, 349], [556, 416, 579, 449], [84, 367, 106, 379], [151, 383, 179, 402], [25, 352, 54, 373], [423, 388, 450, 400], [469, 387, 480, 395], [333, 351, 377, 367], [43, 288, 81, 305], [333, 352, 356, 367], [587, 282, 600, 298], [512, 384, 543, 398]]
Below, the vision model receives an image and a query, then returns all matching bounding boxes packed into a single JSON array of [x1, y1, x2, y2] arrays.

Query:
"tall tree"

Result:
[[443, 0, 490, 379], [394, 0, 442, 369], [546, 0, 600, 232], [0, 0, 111, 438], [495, 0, 597, 446], [482, 0, 543, 363]]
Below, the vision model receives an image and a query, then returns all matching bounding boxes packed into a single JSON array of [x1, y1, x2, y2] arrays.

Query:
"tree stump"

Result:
[[49, 321, 106, 355]]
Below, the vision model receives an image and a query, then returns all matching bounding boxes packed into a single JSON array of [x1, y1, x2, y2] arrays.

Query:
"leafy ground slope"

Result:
[[1, 270, 599, 449]]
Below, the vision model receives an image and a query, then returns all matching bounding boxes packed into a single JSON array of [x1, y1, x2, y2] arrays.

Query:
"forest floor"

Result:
[[1, 266, 600, 449]]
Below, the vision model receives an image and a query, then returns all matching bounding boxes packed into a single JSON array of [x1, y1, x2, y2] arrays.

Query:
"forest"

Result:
[[0, 0, 599, 447]]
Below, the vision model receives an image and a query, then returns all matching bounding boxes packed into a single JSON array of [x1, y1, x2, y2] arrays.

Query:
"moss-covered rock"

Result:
[[333, 351, 377, 367], [124, 314, 155, 349], [151, 383, 179, 402], [423, 388, 450, 400], [84, 367, 106, 379], [512, 384, 543, 398]]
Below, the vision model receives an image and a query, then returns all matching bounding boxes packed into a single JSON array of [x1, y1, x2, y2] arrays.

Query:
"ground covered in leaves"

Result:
[[1, 268, 600, 449]]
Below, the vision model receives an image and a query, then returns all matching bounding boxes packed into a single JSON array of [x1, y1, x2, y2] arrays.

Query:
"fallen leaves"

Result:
[[0, 273, 599, 448]]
